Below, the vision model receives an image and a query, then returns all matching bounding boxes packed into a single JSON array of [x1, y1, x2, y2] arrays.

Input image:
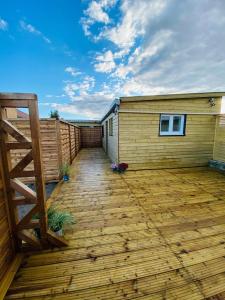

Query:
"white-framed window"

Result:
[[159, 114, 186, 136]]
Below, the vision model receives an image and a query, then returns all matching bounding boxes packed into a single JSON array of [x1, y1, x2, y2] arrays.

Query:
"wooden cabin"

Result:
[[101, 92, 225, 169]]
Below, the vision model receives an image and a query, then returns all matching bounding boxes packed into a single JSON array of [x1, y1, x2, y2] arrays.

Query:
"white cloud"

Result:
[[45, 94, 66, 98], [64, 75, 95, 99], [94, 50, 116, 73], [99, 0, 167, 50], [65, 67, 82, 76], [0, 18, 8, 30], [112, 29, 173, 79], [81, 0, 117, 36], [50, 90, 113, 118], [73, 0, 225, 118], [52, 73, 115, 118], [50, 103, 100, 119], [20, 20, 51, 44], [85, 1, 110, 24]]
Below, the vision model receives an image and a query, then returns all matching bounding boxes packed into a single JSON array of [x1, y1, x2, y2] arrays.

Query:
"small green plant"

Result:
[[47, 207, 75, 233], [50, 110, 60, 120], [33, 206, 75, 237], [60, 163, 70, 176]]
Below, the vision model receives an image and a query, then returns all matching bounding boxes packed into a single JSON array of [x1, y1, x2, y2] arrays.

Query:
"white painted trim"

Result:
[[160, 114, 185, 136]]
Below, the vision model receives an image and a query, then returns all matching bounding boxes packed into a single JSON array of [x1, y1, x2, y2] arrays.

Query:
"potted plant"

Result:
[[47, 207, 74, 236], [33, 206, 75, 238], [61, 163, 70, 181], [111, 162, 128, 173]]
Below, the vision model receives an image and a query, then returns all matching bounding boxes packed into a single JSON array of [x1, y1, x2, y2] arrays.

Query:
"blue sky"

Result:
[[1, 0, 225, 119]]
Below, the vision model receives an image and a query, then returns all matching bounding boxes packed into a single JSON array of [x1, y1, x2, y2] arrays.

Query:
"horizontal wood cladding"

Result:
[[59, 122, 81, 165], [119, 113, 216, 169], [9, 120, 81, 182], [120, 97, 222, 114], [59, 122, 71, 165], [213, 115, 225, 163], [81, 127, 102, 148]]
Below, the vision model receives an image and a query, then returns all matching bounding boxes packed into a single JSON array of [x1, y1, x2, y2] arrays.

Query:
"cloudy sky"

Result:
[[1, 0, 225, 119]]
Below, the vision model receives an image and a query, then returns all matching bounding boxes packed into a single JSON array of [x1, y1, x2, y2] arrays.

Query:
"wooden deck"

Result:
[[5, 148, 225, 300]]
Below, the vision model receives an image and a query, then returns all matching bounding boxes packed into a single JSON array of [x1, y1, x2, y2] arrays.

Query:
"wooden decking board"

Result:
[[5, 148, 225, 299]]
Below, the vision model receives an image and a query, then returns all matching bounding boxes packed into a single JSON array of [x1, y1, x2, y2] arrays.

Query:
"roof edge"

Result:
[[101, 98, 120, 123], [120, 92, 225, 102]]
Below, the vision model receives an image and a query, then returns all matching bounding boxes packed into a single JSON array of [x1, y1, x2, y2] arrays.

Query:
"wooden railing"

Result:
[[0, 93, 67, 252]]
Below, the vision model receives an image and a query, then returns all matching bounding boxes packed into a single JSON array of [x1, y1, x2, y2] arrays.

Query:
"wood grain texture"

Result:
[[120, 97, 222, 113], [0, 254, 23, 300], [5, 148, 225, 299], [81, 127, 102, 148], [0, 166, 15, 285], [9, 119, 81, 182], [213, 115, 225, 163], [119, 113, 216, 169]]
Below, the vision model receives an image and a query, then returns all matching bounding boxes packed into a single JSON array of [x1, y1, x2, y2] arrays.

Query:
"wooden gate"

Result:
[[0, 93, 67, 251]]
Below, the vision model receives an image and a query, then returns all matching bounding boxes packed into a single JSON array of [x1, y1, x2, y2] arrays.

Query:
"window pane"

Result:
[[173, 116, 181, 132], [161, 116, 170, 132]]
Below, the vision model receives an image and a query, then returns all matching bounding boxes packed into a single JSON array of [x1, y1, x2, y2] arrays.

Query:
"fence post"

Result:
[[74, 126, 76, 157], [56, 120, 62, 179], [68, 123, 72, 164]]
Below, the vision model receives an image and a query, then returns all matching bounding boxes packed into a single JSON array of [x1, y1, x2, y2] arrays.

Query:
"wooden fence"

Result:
[[10, 119, 81, 182], [81, 126, 102, 148]]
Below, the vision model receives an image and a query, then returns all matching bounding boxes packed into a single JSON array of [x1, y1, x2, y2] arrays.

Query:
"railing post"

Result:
[[56, 120, 63, 179], [28, 98, 48, 244], [74, 126, 76, 157], [0, 108, 20, 251]]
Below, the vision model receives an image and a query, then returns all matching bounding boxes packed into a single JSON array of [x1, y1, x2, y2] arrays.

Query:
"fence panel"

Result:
[[9, 119, 81, 182], [10, 119, 59, 182], [81, 127, 102, 148]]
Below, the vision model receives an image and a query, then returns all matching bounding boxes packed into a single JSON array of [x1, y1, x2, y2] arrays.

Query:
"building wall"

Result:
[[118, 97, 221, 169], [120, 97, 221, 114], [102, 112, 118, 163], [213, 115, 225, 163]]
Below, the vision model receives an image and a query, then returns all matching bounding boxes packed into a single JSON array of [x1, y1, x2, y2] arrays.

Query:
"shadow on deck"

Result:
[[5, 148, 225, 300]]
